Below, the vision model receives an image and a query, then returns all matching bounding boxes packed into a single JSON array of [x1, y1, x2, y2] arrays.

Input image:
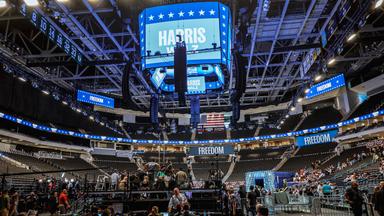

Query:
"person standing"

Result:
[[58, 189, 70, 214], [238, 185, 247, 216], [373, 181, 384, 216], [110, 170, 120, 191], [247, 185, 258, 216], [0, 190, 10, 214], [345, 182, 364, 216], [168, 187, 188, 214]]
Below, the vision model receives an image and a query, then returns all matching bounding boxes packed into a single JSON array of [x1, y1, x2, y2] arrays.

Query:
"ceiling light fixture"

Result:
[[315, 75, 322, 81], [285, 114, 289, 118], [18, 77, 27, 82], [297, 98, 303, 103], [347, 33, 357, 42], [290, 107, 296, 111], [42, 90, 50, 95], [24, 0, 39, 6], [0, 0, 7, 8], [375, 0, 383, 9], [62, 101, 68, 105], [304, 88, 310, 94], [327, 58, 336, 65]]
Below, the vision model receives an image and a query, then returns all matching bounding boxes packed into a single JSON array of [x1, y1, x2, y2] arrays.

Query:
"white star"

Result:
[[178, 11, 184, 17], [223, 49, 226, 53], [222, 6, 226, 11], [158, 13, 164, 19], [168, 12, 174, 18], [140, 14, 143, 18], [209, 9, 215, 15], [222, 32, 226, 36], [222, 15, 226, 19], [140, 22, 143, 26], [140, 30, 143, 34], [222, 40, 226, 44], [141, 39, 144, 42], [222, 23, 226, 27], [149, 15, 154, 21], [188, 10, 194, 16], [199, 10, 205, 16]]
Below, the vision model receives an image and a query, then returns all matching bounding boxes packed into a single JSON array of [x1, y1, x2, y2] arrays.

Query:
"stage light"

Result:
[[315, 75, 322, 81], [24, 0, 39, 6], [280, 120, 284, 124], [18, 76, 27, 82], [375, 0, 383, 8], [62, 101, 68, 106], [297, 98, 303, 103], [76, 108, 82, 113], [347, 33, 357, 42], [57, 0, 68, 2], [0, 0, 7, 8], [290, 107, 296, 111], [100, 122, 105, 126], [42, 90, 50, 95], [285, 114, 289, 118], [304, 88, 310, 94], [327, 58, 336, 65], [89, 116, 94, 121]]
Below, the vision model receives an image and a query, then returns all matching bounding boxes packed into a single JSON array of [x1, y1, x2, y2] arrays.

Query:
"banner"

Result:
[[189, 145, 234, 156], [296, 130, 338, 147], [306, 74, 345, 99], [77, 90, 115, 109]]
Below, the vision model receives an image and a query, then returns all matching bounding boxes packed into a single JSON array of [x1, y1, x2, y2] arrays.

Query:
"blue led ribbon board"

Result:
[[139, 2, 231, 69], [296, 130, 338, 147], [77, 90, 114, 109], [306, 74, 345, 99]]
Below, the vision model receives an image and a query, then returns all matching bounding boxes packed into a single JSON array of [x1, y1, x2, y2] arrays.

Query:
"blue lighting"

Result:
[[306, 74, 346, 99], [0, 109, 383, 145], [77, 90, 115, 109]]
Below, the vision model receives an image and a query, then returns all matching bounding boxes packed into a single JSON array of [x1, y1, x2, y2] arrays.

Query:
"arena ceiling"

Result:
[[0, 0, 383, 112]]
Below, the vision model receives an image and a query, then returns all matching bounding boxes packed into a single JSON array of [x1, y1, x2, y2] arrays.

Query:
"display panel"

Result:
[[187, 76, 206, 94], [77, 90, 114, 109], [139, 2, 231, 69], [296, 130, 338, 147], [306, 74, 345, 99]]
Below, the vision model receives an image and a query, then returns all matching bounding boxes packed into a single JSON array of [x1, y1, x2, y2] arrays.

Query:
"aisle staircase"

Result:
[[273, 147, 300, 171]]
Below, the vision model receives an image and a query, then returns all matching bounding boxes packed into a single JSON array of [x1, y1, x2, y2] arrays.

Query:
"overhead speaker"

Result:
[[150, 94, 159, 124], [122, 62, 137, 109], [234, 51, 247, 96], [174, 41, 187, 106]]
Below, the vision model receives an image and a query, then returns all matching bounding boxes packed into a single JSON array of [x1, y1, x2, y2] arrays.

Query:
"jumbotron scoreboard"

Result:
[[139, 2, 232, 95]]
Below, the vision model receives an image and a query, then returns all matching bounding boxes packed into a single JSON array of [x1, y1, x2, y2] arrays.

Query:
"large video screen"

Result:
[[139, 2, 231, 69]]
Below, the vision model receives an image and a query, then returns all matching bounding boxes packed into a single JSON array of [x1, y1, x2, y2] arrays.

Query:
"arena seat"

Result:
[[298, 107, 342, 130]]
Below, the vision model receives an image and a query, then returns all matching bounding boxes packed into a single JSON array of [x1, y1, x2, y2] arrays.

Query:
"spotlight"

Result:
[[375, 0, 383, 8], [24, 0, 39, 6], [280, 120, 284, 124], [41, 90, 50, 95], [285, 114, 289, 118], [57, 0, 68, 2], [18, 76, 27, 82], [304, 88, 310, 94], [297, 98, 303, 103], [76, 108, 82, 113], [315, 75, 322, 81], [290, 107, 296, 111], [347, 33, 357, 42], [327, 58, 336, 65], [100, 122, 105, 126], [62, 101, 68, 106], [89, 116, 94, 121], [0, 0, 7, 8]]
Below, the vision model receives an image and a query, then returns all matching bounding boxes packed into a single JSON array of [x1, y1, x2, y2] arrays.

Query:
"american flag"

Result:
[[200, 113, 225, 127]]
